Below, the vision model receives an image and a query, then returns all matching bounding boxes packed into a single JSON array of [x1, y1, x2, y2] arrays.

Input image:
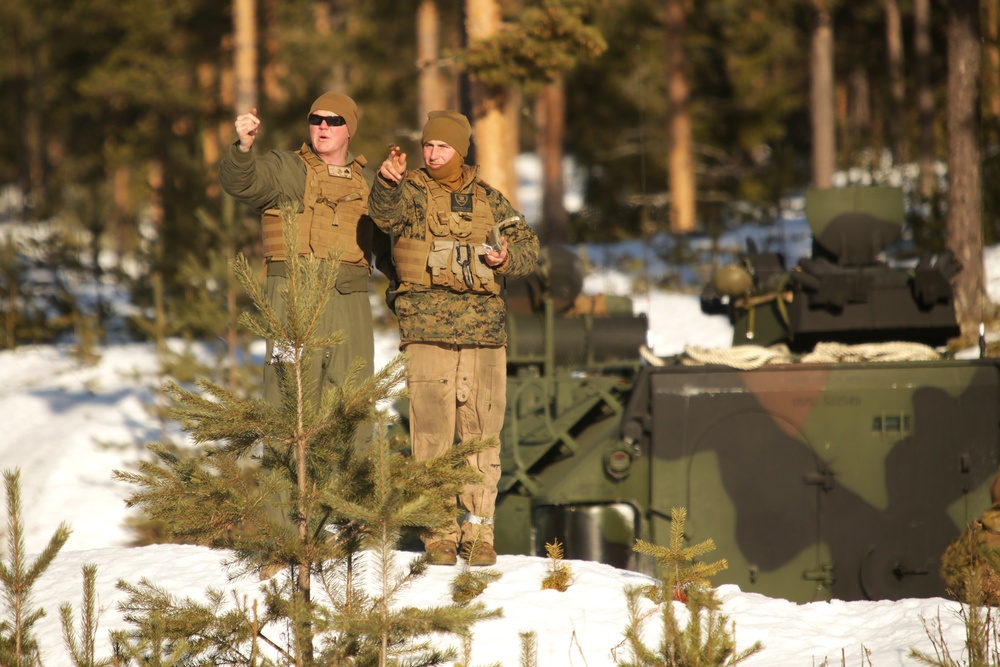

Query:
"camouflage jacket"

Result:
[[218, 142, 394, 292], [369, 165, 539, 346]]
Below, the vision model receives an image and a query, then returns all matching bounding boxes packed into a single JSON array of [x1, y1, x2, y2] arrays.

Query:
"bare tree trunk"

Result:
[[946, 0, 983, 339], [536, 77, 568, 244], [810, 0, 836, 188], [915, 0, 936, 199], [465, 0, 517, 204], [233, 0, 257, 114], [984, 0, 1000, 129], [112, 164, 131, 263], [885, 0, 908, 164], [21, 47, 46, 209], [665, 0, 695, 233], [262, 0, 286, 104], [418, 0, 449, 124]]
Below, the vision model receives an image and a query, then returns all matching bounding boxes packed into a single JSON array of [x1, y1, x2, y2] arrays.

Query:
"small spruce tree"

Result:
[[540, 539, 572, 592], [618, 507, 762, 667], [0, 468, 71, 667], [60, 563, 115, 667], [114, 208, 501, 665]]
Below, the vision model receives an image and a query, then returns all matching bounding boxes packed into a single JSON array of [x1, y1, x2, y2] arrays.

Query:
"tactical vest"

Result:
[[393, 169, 499, 295], [261, 144, 372, 269]]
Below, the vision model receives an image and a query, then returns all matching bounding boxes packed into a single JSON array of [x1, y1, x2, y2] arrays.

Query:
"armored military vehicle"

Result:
[[493, 186, 1000, 603]]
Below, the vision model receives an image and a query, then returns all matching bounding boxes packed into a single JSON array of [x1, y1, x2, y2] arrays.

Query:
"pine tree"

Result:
[[114, 209, 501, 665], [618, 507, 762, 667], [540, 539, 572, 592], [0, 468, 72, 667], [60, 563, 115, 667]]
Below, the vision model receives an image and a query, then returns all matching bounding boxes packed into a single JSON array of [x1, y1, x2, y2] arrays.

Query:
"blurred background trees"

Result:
[[0, 0, 997, 344]]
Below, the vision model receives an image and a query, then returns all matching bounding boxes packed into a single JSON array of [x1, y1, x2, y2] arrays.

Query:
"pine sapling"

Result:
[[540, 539, 572, 592], [518, 630, 538, 667], [452, 534, 502, 605], [0, 468, 71, 667], [60, 563, 114, 667], [618, 506, 762, 667]]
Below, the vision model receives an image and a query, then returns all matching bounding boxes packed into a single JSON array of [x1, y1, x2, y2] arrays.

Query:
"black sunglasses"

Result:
[[308, 114, 346, 127]]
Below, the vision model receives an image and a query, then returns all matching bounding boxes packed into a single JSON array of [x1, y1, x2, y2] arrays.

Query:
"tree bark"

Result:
[[810, 0, 835, 189], [946, 0, 983, 338], [233, 0, 257, 114], [885, 0, 908, 164], [665, 0, 695, 233], [915, 0, 936, 199], [536, 77, 568, 244], [417, 0, 450, 125], [984, 0, 1000, 128], [465, 0, 517, 204]]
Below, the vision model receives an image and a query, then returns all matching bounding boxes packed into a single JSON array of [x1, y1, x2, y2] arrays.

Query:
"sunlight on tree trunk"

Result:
[[810, 0, 835, 189], [233, 0, 257, 114], [466, 0, 517, 203], [665, 0, 695, 233], [418, 0, 450, 124], [946, 0, 984, 338], [537, 76, 568, 244]]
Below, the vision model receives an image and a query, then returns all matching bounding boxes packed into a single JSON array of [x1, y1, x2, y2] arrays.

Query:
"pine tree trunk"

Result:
[[537, 76, 568, 244], [915, 0, 936, 199], [262, 0, 286, 104], [23, 48, 46, 209], [946, 0, 984, 338], [665, 0, 695, 233], [418, 0, 449, 124], [233, 0, 257, 114], [810, 0, 835, 188], [885, 0, 908, 164], [113, 163, 131, 263], [984, 0, 1000, 130], [465, 0, 517, 204]]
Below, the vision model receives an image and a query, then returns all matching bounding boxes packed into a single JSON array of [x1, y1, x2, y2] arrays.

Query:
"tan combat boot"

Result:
[[465, 542, 497, 567], [424, 540, 459, 566]]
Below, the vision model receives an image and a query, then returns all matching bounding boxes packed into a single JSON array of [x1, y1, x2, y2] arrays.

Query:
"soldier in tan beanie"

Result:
[[369, 112, 539, 568], [219, 93, 394, 422]]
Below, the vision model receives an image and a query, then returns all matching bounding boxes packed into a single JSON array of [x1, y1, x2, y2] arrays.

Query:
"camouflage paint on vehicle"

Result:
[[489, 187, 999, 603]]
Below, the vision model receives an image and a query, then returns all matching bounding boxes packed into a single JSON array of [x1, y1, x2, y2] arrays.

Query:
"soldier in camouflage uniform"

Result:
[[370, 110, 539, 566], [219, 92, 393, 419]]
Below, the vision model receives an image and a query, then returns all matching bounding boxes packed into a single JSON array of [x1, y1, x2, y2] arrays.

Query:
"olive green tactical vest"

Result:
[[261, 144, 372, 269], [393, 168, 499, 295]]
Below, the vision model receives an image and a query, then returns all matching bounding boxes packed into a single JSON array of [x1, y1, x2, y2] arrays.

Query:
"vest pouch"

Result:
[[473, 245, 497, 283], [448, 211, 474, 239], [428, 240, 463, 291], [428, 211, 452, 237]]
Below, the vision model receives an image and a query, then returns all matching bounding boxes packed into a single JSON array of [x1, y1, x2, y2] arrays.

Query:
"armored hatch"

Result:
[[701, 186, 961, 350]]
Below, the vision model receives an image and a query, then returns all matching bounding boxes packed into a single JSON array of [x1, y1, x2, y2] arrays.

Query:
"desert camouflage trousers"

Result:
[[405, 342, 506, 547]]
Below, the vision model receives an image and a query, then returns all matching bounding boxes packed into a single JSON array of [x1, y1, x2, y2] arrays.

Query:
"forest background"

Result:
[[0, 0, 997, 364]]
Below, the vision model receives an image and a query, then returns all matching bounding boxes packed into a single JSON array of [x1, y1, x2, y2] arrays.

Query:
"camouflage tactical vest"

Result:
[[261, 144, 372, 269], [393, 168, 499, 295]]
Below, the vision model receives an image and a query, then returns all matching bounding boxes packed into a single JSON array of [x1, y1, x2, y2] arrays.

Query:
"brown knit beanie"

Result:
[[308, 92, 359, 138], [421, 110, 472, 158]]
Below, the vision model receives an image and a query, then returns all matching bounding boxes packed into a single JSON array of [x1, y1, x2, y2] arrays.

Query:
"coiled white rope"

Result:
[[681, 344, 793, 370], [799, 341, 942, 363], [669, 341, 942, 369]]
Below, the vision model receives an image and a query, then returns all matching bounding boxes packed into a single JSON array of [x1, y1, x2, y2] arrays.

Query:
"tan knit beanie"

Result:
[[421, 110, 472, 157], [308, 92, 359, 138]]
